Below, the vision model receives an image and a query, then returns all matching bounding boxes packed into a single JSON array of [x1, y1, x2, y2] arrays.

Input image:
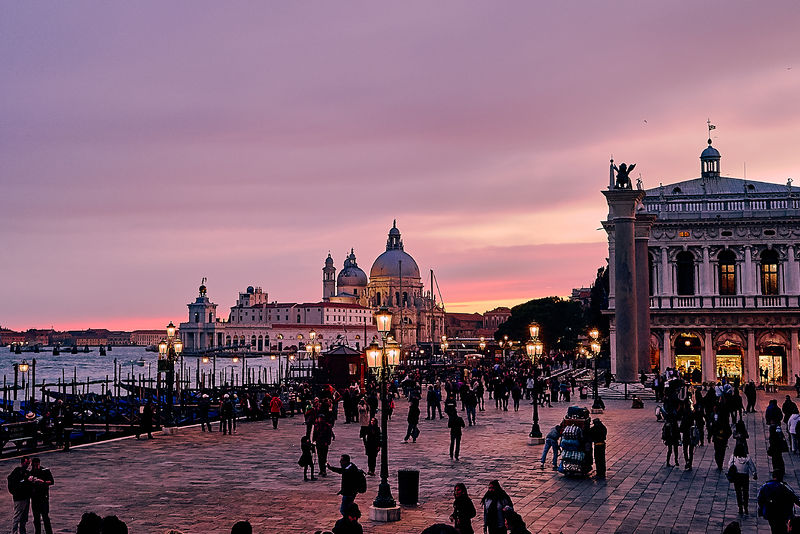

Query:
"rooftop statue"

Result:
[[613, 162, 635, 190]]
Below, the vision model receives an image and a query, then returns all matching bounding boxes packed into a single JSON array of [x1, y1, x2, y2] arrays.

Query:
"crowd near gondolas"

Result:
[[8, 356, 800, 533]]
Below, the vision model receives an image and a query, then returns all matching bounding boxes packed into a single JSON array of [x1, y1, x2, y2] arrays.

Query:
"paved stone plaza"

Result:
[[3, 391, 798, 533]]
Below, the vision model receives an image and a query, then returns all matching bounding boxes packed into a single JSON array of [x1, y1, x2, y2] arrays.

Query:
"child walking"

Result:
[[298, 435, 317, 481]]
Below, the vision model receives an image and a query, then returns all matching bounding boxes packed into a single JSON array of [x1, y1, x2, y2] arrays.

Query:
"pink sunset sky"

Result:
[[2, 2, 800, 331]]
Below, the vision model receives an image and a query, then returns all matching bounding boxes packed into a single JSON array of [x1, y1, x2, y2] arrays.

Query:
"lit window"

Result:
[[679, 231, 690, 237]]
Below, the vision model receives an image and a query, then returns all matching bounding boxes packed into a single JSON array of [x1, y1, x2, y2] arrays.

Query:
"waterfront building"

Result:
[[131, 329, 170, 346], [604, 137, 800, 384]]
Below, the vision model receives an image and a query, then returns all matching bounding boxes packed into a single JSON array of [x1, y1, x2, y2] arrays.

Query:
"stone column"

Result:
[[660, 247, 670, 296], [787, 246, 798, 295], [703, 330, 715, 382], [743, 246, 754, 295], [746, 330, 757, 382], [702, 246, 712, 296], [790, 329, 799, 384], [661, 329, 672, 373], [635, 213, 657, 374], [603, 189, 646, 383]]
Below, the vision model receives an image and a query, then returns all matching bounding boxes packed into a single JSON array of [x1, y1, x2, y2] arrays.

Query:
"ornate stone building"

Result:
[[606, 138, 800, 384], [179, 222, 446, 355]]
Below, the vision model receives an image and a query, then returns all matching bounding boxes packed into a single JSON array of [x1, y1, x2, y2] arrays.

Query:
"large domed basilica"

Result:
[[323, 221, 444, 348]]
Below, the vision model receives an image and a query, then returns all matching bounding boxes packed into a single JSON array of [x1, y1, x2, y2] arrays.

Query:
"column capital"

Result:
[[603, 189, 646, 219], [634, 212, 657, 240]]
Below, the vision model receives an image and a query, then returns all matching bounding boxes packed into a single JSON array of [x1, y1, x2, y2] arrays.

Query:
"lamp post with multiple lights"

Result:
[[158, 321, 183, 427], [367, 307, 400, 521], [526, 323, 544, 441]]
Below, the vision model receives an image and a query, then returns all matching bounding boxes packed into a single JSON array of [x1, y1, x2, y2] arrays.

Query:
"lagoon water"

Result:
[[0, 346, 284, 393]]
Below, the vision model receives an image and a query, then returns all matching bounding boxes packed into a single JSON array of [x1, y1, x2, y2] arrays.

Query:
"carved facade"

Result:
[[605, 139, 800, 383]]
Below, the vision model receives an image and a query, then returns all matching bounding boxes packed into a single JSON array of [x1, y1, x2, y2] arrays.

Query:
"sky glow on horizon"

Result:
[[2, 2, 800, 331]]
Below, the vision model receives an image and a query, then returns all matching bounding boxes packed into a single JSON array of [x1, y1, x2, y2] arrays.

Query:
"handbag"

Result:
[[725, 464, 738, 483], [411, 427, 420, 439]]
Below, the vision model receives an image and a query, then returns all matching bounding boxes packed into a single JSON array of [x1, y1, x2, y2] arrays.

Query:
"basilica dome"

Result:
[[370, 221, 421, 280], [337, 249, 368, 287]]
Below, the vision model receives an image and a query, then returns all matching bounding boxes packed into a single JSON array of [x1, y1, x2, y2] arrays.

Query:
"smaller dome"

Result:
[[325, 253, 334, 266], [701, 140, 720, 159], [199, 284, 207, 296], [337, 248, 368, 287], [246, 286, 254, 294]]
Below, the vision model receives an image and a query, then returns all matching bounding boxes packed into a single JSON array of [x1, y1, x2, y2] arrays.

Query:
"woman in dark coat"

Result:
[[481, 480, 513, 534], [403, 398, 421, 443], [136, 400, 154, 440], [662, 416, 680, 467], [363, 417, 381, 476], [450, 482, 476, 534]]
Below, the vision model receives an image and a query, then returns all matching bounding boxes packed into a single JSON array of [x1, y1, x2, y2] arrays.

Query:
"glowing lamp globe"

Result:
[[386, 340, 400, 366], [375, 307, 393, 334], [366, 343, 381, 368], [529, 323, 540, 339]]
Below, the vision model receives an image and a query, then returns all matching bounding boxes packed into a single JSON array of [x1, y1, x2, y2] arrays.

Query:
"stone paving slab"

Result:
[[2, 391, 798, 533]]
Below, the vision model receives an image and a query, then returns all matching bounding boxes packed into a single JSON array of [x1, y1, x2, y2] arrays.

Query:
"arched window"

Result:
[[718, 250, 736, 295], [376, 292, 381, 306], [209, 312, 213, 322], [676, 251, 695, 295], [648, 253, 655, 296], [761, 249, 780, 295], [194, 312, 200, 323], [251, 335, 256, 348], [403, 292, 408, 307], [226, 335, 232, 346], [396, 292, 401, 307]]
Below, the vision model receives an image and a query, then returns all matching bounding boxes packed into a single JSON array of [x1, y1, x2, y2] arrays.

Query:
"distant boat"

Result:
[[145, 345, 158, 353], [71, 345, 78, 354], [83, 345, 90, 353], [99, 346, 107, 356], [107, 345, 113, 351], [53, 345, 60, 356], [133, 358, 146, 367]]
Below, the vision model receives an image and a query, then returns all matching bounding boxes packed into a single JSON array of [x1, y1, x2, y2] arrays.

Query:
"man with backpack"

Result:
[[327, 454, 366, 516], [758, 470, 800, 534]]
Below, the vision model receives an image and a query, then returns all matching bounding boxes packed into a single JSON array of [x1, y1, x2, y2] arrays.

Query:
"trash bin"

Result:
[[397, 469, 419, 506]]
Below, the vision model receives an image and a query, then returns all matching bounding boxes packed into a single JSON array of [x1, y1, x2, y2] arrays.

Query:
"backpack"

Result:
[[356, 469, 367, 494]]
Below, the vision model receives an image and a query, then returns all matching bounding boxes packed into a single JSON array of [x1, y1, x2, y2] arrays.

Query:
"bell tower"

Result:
[[323, 253, 336, 300]]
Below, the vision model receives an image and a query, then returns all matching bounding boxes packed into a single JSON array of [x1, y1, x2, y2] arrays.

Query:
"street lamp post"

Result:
[[526, 323, 544, 443], [589, 328, 602, 409], [368, 307, 401, 522], [158, 321, 183, 429]]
